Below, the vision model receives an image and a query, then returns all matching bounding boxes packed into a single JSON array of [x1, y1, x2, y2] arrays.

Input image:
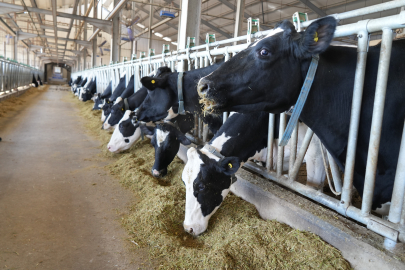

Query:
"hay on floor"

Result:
[[69, 92, 351, 270]]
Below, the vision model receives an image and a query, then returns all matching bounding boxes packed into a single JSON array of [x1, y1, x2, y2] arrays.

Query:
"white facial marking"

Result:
[[251, 28, 284, 47], [115, 97, 123, 104], [103, 114, 112, 130], [107, 111, 140, 153], [210, 132, 232, 152], [164, 107, 178, 120], [156, 129, 169, 147]]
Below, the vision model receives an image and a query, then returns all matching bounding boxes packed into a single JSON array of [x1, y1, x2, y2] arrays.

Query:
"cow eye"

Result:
[[260, 49, 269, 56], [124, 139, 129, 143]]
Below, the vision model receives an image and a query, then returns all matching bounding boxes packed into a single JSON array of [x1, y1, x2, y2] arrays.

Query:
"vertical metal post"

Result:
[[289, 128, 314, 181], [341, 29, 369, 209], [328, 152, 343, 193], [289, 122, 298, 174], [233, 0, 245, 46], [147, 0, 153, 49], [111, 0, 120, 63], [388, 120, 405, 224], [178, 0, 202, 49], [266, 113, 275, 171], [361, 28, 393, 216], [13, 36, 17, 61], [222, 51, 230, 123], [83, 0, 88, 70], [92, 0, 97, 67], [277, 113, 287, 177]]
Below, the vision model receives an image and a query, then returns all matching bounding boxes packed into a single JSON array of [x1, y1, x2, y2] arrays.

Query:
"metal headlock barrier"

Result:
[[72, 0, 405, 248], [0, 56, 43, 93]]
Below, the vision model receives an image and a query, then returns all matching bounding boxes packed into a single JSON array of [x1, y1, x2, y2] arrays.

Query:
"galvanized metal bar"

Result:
[[266, 113, 275, 171], [289, 121, 298, 174], [327, 151, 343, 194], [388, 119, 405, 224], [361, 28, 393, 216], [341, 29, 369, 209], [277, 113, 286, 177], [289, 128, 314, 181]]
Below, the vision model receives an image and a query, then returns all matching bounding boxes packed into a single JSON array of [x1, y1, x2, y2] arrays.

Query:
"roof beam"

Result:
[[215, 0, 269, 30], [297, 0, 327, 17], [0, 2, 112, 28]]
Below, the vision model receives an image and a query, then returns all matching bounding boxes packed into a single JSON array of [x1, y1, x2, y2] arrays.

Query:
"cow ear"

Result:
[[298, 16, 337, 58], [177, 133, 191, 145], [217, 156, 240, 176], [141, 76, 165, 90], [140, 124, 155, 136]]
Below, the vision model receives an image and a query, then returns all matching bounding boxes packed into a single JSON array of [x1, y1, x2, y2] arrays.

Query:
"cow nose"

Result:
[[152, 169, 160, 177], [198, 79, 210, 95]]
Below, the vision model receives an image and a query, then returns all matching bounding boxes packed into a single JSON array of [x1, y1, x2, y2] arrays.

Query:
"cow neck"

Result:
[[298, 45, 359, 170], [279, 55, 319, 146]]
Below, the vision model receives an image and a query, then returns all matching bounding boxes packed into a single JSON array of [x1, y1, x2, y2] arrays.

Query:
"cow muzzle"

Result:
[[151, 168, 168, 178], [197, 78, 211, 97]]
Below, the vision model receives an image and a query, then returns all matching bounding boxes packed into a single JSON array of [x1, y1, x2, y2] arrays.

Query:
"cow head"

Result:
[[197, 17, 336, 114], [101, 100, 113, 122], [107, 111, 143, 153], [103, 97, 126, 130], [136, 72, 177, 122], [182, 147, 240, 236], [141, 123, 191, 178], [81, 89, 94, 102], [92, 94, 103, 110]]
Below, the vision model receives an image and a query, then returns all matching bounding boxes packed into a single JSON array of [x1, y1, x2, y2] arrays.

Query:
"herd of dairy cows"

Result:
[[69, 18, 404, 236]]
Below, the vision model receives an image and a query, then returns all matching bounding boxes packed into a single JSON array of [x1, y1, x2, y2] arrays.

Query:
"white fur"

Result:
[[107, 111, 154, 153], [103, 114, 114, 130], [251, 28, 284, 47], [210, 132, 232, 152], [115, 97, 123, 104], [156, 129, 169, 147], [164, 107, 178, 120]]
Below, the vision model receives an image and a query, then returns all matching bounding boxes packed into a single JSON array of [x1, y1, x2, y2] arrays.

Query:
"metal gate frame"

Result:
[[72, 0, 405, 248]]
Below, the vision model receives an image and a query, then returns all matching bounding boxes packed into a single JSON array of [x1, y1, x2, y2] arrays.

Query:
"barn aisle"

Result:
[[0, 87, 146, 269]]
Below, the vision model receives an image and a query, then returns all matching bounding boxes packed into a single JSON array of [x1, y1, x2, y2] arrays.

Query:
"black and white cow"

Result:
[[107, 110, 155, 153], [81, 78, 97, 102], [137, 63, 223, 134], [182, 112, 326, 236], [78, 77, 93, 100], [103, 67, 173, 130], [103, 87, 148, 130], [32, 75, 39, 87], [68, 78, 73, 86], [71, 76, 82, 92], [37, 75, 43, 85], [92, 81, 113, 111], [140, 113, 195, 177], [108, 74, 127, 102], [198, 17, 405, 210]]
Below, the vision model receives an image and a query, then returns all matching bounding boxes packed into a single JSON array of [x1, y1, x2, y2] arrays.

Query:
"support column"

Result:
[[26, 48, 30, 65], [110, 0, 120, 63], [178, 0, 202, 49], [92, 0, 97, 67], [147, 0, 153, 49], [13, 36, 17, 60], [83, 0, 88, 70], [233, 0, 245, 45]]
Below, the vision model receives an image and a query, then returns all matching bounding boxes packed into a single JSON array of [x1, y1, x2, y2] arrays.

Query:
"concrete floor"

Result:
[[0, 87, 146, 269]]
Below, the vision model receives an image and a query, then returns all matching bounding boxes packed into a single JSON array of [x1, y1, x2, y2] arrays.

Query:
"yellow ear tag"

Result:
[[122, 108, 124, 111], [151, 80, 155, 84], [228, 163, 233, 169], [314, 32, 319, 42]]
